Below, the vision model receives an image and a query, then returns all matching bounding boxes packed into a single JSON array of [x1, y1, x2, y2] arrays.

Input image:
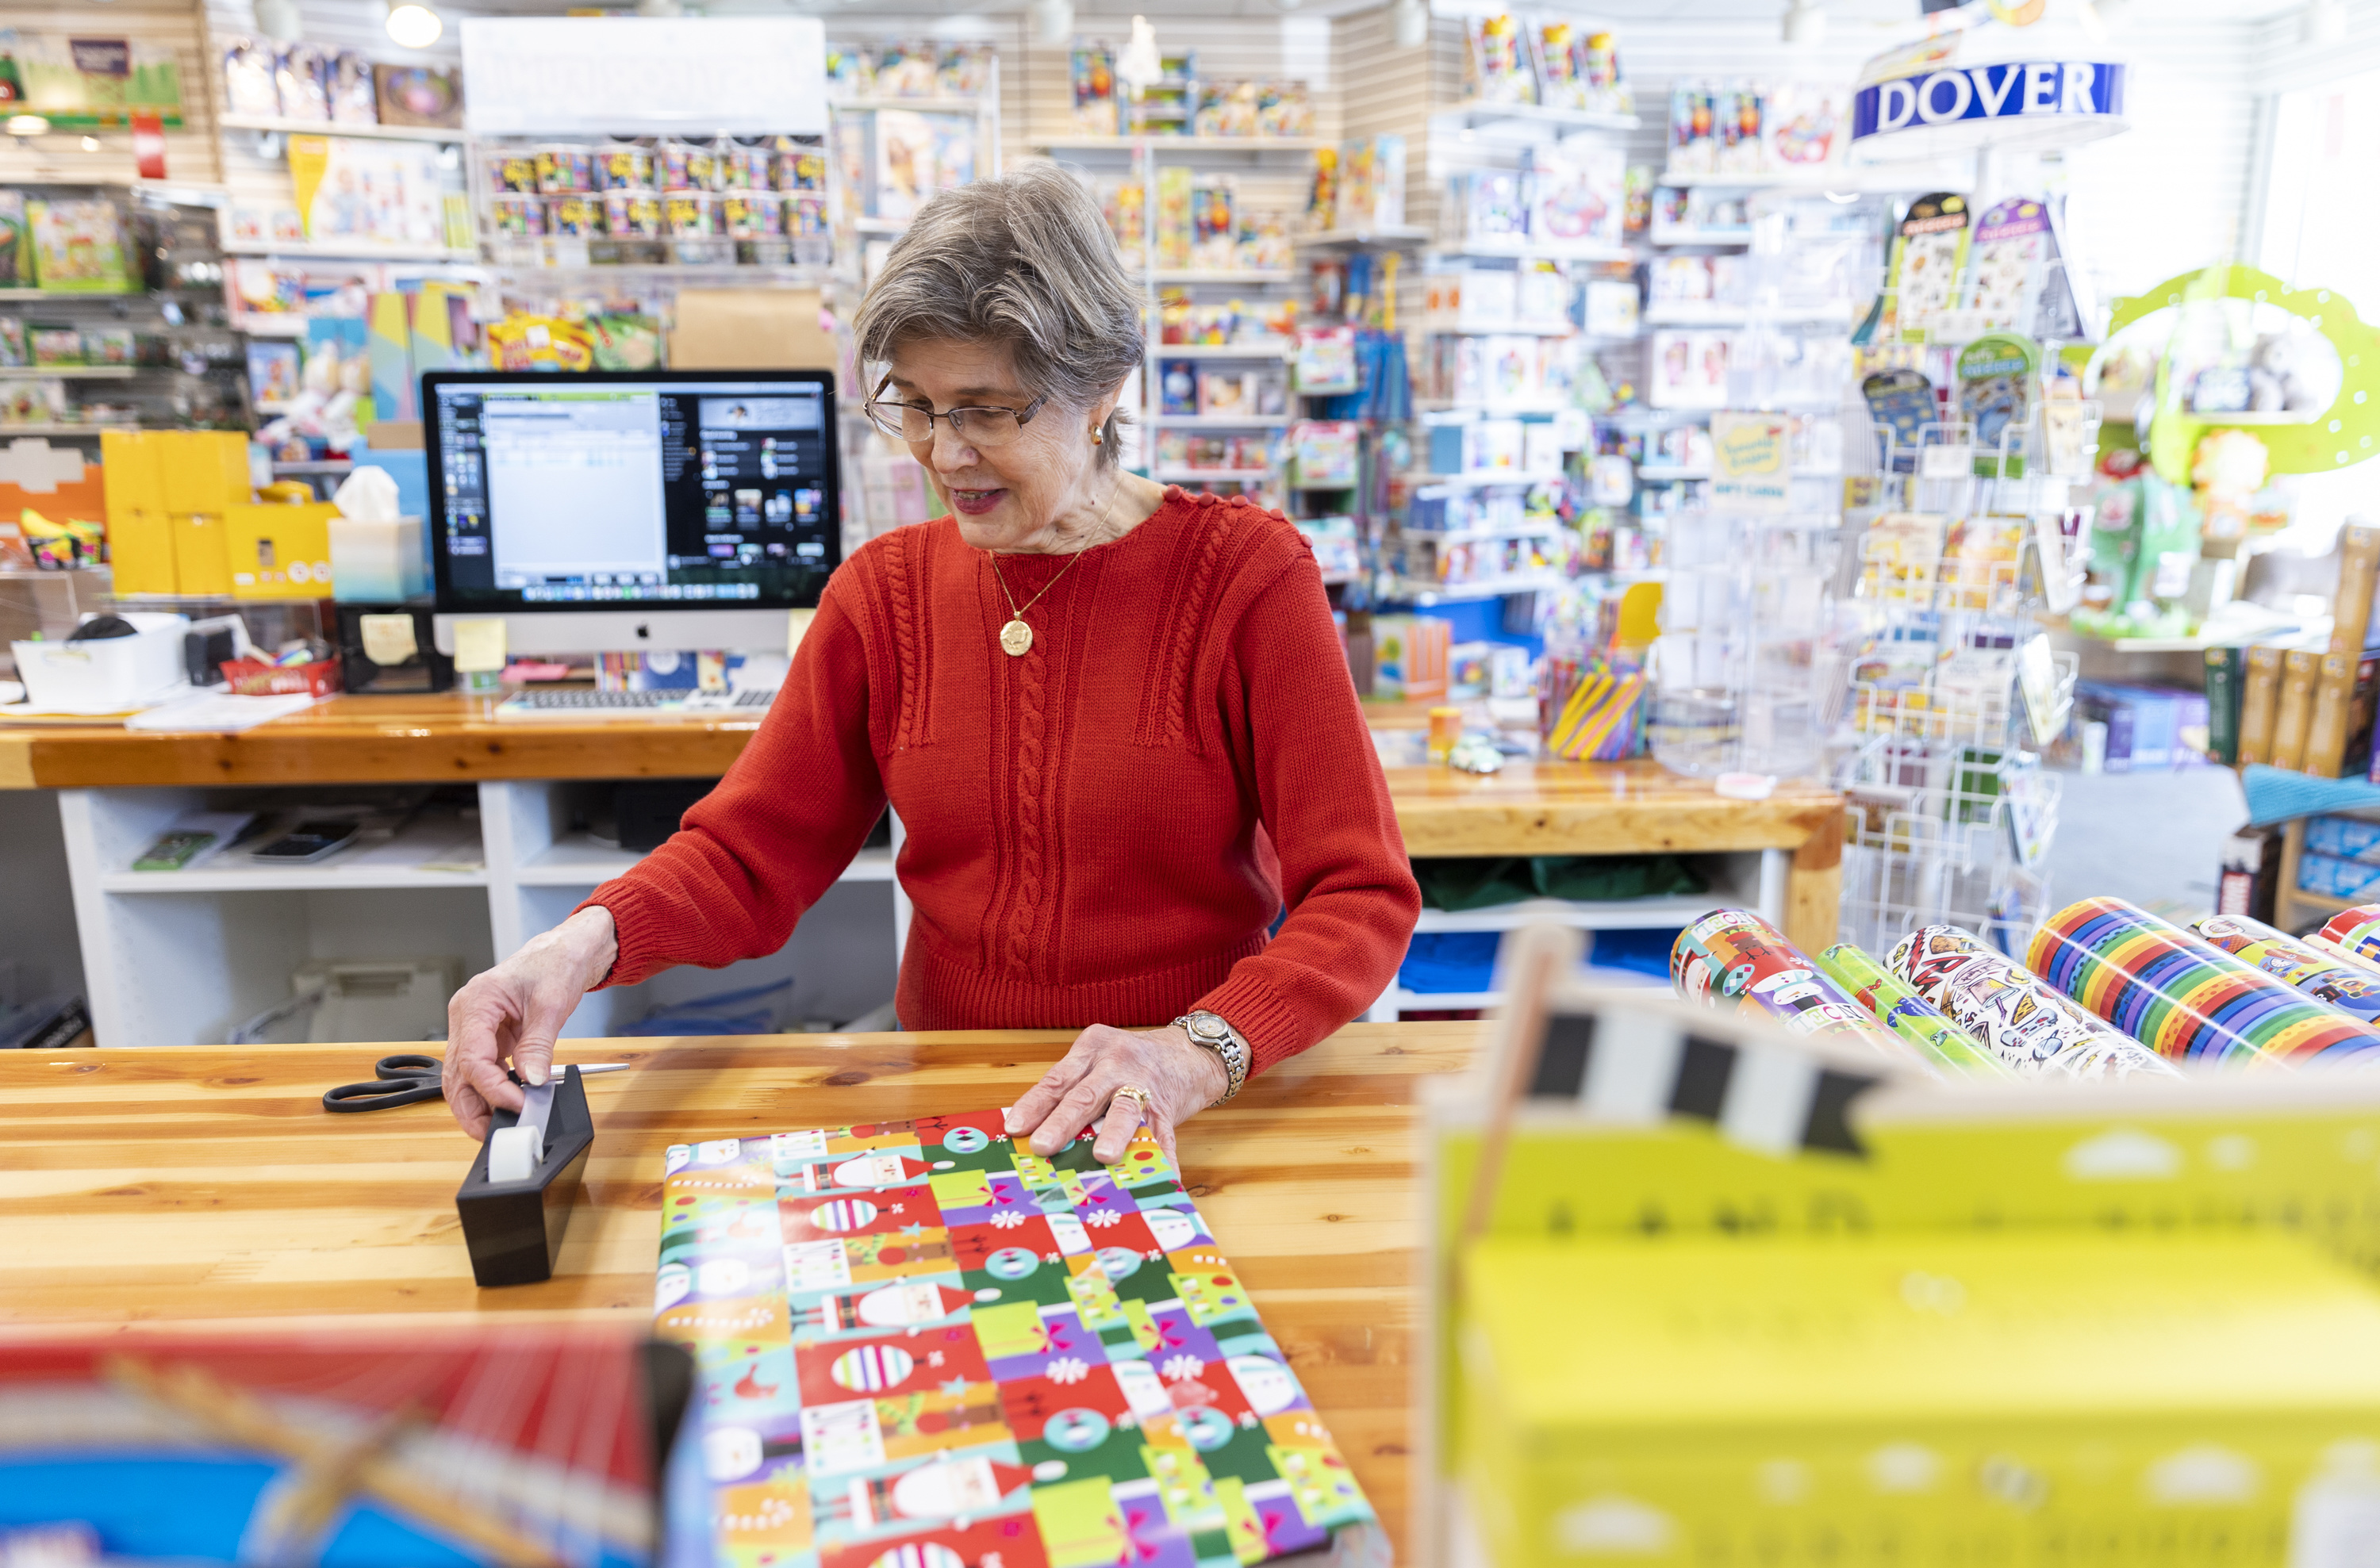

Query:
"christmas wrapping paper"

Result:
[[1670, 908, 1909, 1060], [2191, 913, 2380, 1025], [1815, 941, 2011, 1078], [653, 1111, 1374, 1568], [2031, 897, 2380, 1067], [1887, 925, 2178, 1079]]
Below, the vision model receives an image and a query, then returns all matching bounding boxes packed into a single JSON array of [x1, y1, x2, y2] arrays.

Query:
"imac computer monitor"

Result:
[[425, 369, 839, 656]]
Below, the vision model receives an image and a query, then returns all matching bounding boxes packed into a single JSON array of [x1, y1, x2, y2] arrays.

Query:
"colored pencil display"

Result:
[[1887, 925, 2178, 1079], [2031, 897, 2380, 1067]]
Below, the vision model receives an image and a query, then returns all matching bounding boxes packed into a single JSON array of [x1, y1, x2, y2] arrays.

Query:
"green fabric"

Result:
[[1411, 854, 1709, 912]]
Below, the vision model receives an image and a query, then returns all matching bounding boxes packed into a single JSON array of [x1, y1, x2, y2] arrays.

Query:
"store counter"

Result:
[[0, 692, 1844, 949], [0, 1020, 1472, 1558]]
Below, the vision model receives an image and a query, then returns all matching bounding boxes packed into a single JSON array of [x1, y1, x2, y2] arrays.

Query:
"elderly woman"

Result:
[[443, 163, 1420, 1164]]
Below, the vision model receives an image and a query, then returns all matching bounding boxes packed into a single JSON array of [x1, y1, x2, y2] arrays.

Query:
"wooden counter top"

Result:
[[0, 1021, 1479, 1558]]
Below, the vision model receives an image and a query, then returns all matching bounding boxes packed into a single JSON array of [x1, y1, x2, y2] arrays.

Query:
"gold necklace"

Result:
[[983, 474, 1120, 657]]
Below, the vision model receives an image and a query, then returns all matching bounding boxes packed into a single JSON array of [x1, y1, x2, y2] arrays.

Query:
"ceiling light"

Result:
[[2305, 0, 2347, 46], [79, 135, 99, 151], [385, 1, 442, 48], [6, 115, 50, 137], [1392, 0, 1427, 48], [1030, 0, 1071, 47], [1783, 0, 1826, 46]]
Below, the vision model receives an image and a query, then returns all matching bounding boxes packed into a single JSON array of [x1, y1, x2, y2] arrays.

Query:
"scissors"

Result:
[[322, 1053, 628, 1114]]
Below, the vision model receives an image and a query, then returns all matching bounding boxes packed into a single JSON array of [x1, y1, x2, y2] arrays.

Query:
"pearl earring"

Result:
[[1091, 428, 1103, 444]]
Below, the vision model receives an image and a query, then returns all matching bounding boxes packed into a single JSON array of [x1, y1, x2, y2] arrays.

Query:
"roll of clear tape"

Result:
[[486, 1124, 543, 1183]]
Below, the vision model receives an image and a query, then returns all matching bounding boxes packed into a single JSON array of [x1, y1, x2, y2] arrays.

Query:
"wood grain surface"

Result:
[[0, 1022, 1483, 1558]]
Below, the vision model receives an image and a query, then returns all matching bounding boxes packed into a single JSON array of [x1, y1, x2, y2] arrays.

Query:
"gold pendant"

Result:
[[1000, 619, 1033, 657]]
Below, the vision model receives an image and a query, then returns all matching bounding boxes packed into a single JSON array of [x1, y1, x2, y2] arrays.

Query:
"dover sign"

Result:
[[1851, 60, 2125, 144]]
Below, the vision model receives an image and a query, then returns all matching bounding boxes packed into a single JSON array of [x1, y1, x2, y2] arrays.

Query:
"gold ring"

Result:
[[1111, 1083, 1153, 1121]]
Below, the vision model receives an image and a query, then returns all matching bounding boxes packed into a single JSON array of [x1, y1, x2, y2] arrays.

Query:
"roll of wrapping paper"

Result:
[[1887, 925, 2179, 1079], [1815, 942, 2010, 1078], [2030, 896, 2380, 1067], [1671, 908, 1911, 1061], [2320, 903, 2380, 965], [2190, 913, 2380, 1023], [1544, 661, 1645, 761]]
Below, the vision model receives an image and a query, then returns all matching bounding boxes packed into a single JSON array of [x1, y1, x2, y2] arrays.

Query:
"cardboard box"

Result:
[[2271, 648, 2322, 771], [155, 430, 251, 516], [670, 287, 834, 372], [98, 428, 174, 595], [224, 502, 338, 600], [2239, 643, 2284, 766], [171, 512, 234, 596], [2306, 651, 2380, 779]]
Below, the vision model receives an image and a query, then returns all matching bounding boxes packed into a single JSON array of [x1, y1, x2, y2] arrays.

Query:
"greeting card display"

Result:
[[1964, 196, 2054, 335], [653, 1113, 1376, 1568]]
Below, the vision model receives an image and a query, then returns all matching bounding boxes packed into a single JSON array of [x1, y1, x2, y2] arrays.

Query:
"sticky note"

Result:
[[452, 618, 507, 673], [787, 608, 816, 658], [359, 613, 418, 668]]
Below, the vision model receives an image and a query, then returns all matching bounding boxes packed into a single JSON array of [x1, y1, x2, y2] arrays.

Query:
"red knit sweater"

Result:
[[581, 488, 1421, 1075]]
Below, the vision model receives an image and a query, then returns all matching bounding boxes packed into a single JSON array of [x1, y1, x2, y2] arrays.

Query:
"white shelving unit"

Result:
[[1369, 849, 1784, 1018], [57, 780, 906, 1049], [218, 115, 466, 145]]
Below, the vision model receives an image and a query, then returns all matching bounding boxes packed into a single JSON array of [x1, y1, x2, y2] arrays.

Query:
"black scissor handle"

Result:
[[323, 1075, 443, 1112], [374, 1052, 443, 1079]]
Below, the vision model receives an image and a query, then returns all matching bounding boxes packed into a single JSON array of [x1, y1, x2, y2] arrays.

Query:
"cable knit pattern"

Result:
[[881, 521, 924, 750], [578, 492, 1421, 1077]]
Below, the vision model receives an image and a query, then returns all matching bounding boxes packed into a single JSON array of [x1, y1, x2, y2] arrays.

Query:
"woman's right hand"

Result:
[[442, 905, 619, 1140]]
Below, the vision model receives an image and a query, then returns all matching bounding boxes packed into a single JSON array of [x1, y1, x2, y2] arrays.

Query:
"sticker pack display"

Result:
[[2031, 897, 2380, 1067], [653, 1113, 1374, 1568], [1860, 367, 1936, 468], [1669, 908, 1908, 1060], [1887, 926, 2179, 1079], [1885, 192, 1970, 343], [1964, 197, 2054, 334], [1954, 332, 2039, 470]]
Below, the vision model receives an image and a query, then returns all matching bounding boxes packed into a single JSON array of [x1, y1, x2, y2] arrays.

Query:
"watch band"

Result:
[[1173, 1010, 1250, 1104]]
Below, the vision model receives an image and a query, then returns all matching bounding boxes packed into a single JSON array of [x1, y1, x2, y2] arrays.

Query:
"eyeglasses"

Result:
[[863, 375, 1049, 448]]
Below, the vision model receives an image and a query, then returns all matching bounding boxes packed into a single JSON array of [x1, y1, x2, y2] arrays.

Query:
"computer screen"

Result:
[[426, 370, 839, 614]]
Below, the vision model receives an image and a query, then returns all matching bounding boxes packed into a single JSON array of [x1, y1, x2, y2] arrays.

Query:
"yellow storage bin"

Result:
[[98, 429, 172, 595], [1459, 1231, 2380, 1567], [224, 502, 337, 600]]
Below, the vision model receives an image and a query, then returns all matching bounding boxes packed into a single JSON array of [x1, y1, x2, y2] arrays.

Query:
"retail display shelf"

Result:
[[219, 114, 466, 144], [1383, 573, 1564, 604], [487, 262, 846, 284], [1402, 520, 1564, 544], [1658, 166, 1974, 194], [1427, 240, 1634, 265], [1154, 468, 1271, 482], [1636, 465, 1710, 480], [516, 837, 893, 888], [1411, 470, 1568, 489], [1641, 301, 1852, 327], [1150, 341, 1292, 358], [852, 217, 909, 234], [0, 422, 142, 437], [1031, 135, 1323, 154], [1413, 892, 1731, 934], [272, 459, 354, 475], [1147, 413, 1291, 427], [1434, 103, 1641, 135], [222, 240, 479, 263], [0, 366, 136, 381], [1650, 226, 1752, 247], [1296, 226, 1431, 247], [1417, 322, 1576, 338], [834, 97, 992, 114], [1152, 269, 1300, 284], [1415, 398, 1573, 418], [1, 174, 229, 201], [99, 821, 490, 894]]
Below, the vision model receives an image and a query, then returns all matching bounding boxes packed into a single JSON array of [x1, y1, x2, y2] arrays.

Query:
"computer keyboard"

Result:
[[492, 688, 779, 721]]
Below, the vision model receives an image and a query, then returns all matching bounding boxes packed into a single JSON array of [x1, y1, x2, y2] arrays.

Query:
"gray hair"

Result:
[[853, 162, 1142, 469]]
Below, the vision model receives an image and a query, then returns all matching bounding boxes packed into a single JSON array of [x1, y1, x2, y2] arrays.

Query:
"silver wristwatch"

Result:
[[1174, 1010, 1250, 1103]]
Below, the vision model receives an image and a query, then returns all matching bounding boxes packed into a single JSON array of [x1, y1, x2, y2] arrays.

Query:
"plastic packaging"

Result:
[[1671, 907, 1907, 1060], [2030, 897, 2380, 1067], [1815, 942, 2008, 1077], [1889, 925, 2179, 1079]]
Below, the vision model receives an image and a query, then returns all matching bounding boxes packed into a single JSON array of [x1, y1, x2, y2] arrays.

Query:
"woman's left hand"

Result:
[[1005, 1022, 1229, 1167]]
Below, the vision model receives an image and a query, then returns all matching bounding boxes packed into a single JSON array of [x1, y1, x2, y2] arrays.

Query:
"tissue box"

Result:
[[329, 514, 428, 601]]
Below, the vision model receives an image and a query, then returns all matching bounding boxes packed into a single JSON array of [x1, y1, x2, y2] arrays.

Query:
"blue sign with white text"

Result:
[[1851, 60, 2125, 142]]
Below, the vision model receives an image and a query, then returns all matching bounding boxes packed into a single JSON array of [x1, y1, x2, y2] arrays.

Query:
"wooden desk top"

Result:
[[0, 693, 1841, 854], [0, 1022, 1480, 1556]]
